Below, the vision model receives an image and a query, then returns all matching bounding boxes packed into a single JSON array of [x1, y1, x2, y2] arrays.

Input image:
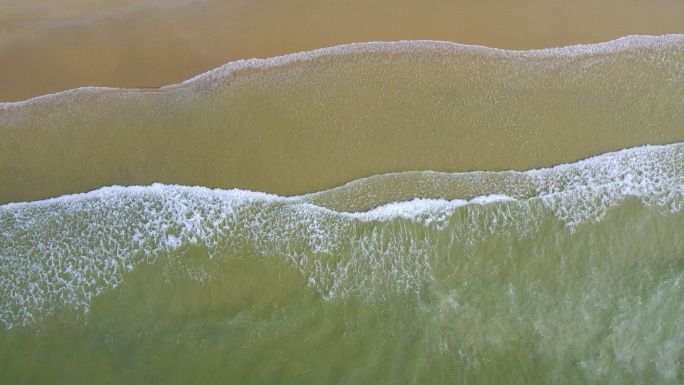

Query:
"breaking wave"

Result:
[[2, 142, 684, 328]]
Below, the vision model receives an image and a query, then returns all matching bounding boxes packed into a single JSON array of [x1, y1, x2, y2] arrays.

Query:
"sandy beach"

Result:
[[2, 37, 684, 205], [2, 0, 684, 102], [3, 2, 684, 384]]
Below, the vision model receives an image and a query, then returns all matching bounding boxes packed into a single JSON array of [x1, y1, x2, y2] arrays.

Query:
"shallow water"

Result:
[[3, 0, 684, 102], [2, 143, 684, 383], [2, 36, 684, 205], [2, 35, 684, 384]]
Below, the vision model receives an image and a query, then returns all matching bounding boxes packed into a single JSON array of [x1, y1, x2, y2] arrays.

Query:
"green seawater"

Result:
[[3, 36, 684, 205], [3, 35, 684, 384], [2, 143, 684, 384]]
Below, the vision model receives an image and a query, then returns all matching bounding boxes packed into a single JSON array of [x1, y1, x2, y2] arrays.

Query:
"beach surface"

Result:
[[2, 2, 684, 384], [2, 36, 684, 205], [2, 0, 684, 102]]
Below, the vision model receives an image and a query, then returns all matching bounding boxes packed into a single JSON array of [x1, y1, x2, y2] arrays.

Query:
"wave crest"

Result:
[[1, 143, 684, 328]]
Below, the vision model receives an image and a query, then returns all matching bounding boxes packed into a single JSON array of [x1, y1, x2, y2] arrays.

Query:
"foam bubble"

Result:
[[180, 35, 684, 92], [1, 142, 684, 328], [1, 34, 682, 107]]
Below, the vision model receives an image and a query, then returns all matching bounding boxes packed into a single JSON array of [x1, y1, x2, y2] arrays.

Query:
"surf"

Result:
[[2, 35, 684, 205], [1, 141, 683, 328], [2, 35, 684, 383]]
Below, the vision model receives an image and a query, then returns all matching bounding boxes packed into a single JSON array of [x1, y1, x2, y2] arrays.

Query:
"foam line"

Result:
[[1, 34, 682, 107], [2, 142, 684, 328]]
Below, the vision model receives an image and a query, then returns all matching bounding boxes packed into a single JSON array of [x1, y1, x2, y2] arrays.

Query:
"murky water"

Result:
[[1, 29, 684, 385], [3, 0, 684, 102]]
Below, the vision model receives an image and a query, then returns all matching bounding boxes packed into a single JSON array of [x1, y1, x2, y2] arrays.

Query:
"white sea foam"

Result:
[[1, 142, 684, 328], [1, 34, 682, 108], [180, 35, 684, 89]]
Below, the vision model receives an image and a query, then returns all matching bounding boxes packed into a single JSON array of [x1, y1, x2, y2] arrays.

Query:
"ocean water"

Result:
[[2, 36, 684, 384], [3, 36, 684, 204]]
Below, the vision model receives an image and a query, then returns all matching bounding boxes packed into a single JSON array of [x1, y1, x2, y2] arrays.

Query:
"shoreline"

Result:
[[2, 0, 684, 102], [1, 34, 677, 106], [1, 37, 683, 205]]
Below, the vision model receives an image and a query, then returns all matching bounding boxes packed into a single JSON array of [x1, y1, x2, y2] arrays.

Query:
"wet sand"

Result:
[[1, 1, 684, 205], [2, 0, 684, 102], [3, 5, 684, 381]]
